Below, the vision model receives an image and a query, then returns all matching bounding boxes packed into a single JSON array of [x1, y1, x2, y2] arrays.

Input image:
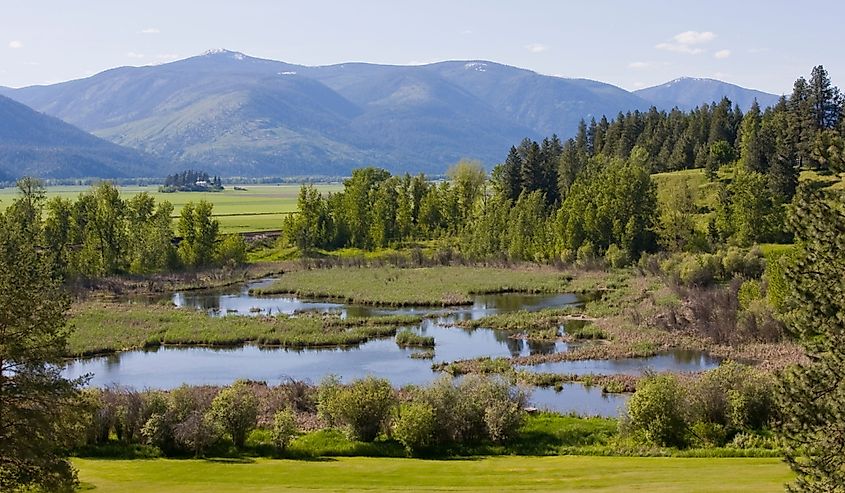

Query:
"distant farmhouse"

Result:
[[160, 170, 224, 192]]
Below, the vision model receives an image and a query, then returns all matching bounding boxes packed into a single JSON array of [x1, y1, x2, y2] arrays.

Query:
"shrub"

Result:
[[688, 362, 776, 435], [677, 253, 721, 286], [271, 409, 298, 452], [483, 399, 523, 444], [392, 402, 436, 454], [208, 381, 259, 449], [173, 411, 220, 457], [576, 241, 596, 266], [318, 377, 396, 442], [141, 413, 171, 451], [737, 279, 762, 310], [216, 234, 247, 267], [316, 375, 343, 427], [604, 244, 629, 269], [624, 374, 688, 447]]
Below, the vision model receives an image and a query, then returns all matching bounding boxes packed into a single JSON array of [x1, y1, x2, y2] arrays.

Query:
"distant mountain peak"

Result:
[[201, 48, 247, 60], [463, 62, 489, 72], [636, 77, 779, 110]]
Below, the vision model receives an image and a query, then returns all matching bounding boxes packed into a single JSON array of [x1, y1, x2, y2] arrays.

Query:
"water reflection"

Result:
[[70, 279, 717, 416]]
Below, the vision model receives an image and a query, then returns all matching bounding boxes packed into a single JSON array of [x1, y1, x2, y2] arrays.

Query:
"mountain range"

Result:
[[1, 50, 781, 179], [0, 94, 161, 181]]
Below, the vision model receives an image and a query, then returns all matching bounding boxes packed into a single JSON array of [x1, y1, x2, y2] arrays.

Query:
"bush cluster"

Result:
[[79, 375, 527, 457], [658, 247, 765, 287], [621, 362, 776, 448]]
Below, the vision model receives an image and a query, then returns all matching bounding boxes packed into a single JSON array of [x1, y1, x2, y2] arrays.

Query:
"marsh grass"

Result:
[[253, 266, 574, 306], [394, 329, 435, 348], [67, 303, 420, 356]]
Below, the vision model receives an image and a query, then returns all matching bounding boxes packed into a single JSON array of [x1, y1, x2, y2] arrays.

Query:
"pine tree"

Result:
[[498, 146, 523, 202], [518, 138, 543, 194], [779, 185, 845, 492], [0, 180, 84, 492], [808, 65, 842, 130]]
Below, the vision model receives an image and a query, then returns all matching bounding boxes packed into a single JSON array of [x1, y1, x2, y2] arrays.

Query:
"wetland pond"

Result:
[[64, 279, 720, 417]]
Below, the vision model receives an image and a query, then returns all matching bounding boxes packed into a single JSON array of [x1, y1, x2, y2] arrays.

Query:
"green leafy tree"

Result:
[[178, 200, 219, 268], [208, 381, 258, 449]]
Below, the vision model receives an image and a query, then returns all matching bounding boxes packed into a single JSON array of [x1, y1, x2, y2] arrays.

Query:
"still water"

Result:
[[65, 279, 719, 416]]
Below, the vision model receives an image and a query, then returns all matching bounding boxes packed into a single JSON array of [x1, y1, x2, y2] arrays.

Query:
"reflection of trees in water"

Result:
[[526, 339, 557, 355], [178, 293, 222, 311]]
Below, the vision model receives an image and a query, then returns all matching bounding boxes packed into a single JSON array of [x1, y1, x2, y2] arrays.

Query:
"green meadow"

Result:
[[74, 456, 792, 493]]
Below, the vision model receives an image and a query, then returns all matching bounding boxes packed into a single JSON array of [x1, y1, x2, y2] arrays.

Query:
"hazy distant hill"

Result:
[[4, 51, 781, 177], [635, 77, 781, 111], [0, 94, 163, 180]]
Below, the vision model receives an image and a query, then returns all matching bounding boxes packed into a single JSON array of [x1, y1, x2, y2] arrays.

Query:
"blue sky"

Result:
[[1, 0, 841, 94]]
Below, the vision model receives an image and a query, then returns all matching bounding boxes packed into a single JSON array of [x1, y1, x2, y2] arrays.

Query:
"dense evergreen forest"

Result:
[[283, 66, 843, 261]]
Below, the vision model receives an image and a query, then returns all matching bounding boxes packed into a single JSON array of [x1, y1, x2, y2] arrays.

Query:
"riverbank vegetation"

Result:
[[253, 265, 574, 306], [67, 303, 421, 356], [72, 374, 781, 462]]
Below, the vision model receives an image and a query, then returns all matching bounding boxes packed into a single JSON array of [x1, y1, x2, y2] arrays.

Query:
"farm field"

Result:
[[74, 456, 792, 493], [0, 183, 343, 233]]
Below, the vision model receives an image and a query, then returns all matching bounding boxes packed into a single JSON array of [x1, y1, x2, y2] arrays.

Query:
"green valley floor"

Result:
[[75, 456, 792, 492]]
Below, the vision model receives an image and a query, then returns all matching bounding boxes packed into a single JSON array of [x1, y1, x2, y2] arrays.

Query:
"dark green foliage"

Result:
[[161, 170, 223, 192], [779, 185, 845, 491], [0, 179, 85, 492]]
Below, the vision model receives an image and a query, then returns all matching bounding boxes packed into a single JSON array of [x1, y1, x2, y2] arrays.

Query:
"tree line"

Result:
[[284, 66, 843, 262], [9, 178, 245, 278]]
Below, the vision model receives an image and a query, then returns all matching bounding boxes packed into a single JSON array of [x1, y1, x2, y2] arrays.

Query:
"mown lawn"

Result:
[[254, 266, 577, 306], [75, 456, 792, 492]]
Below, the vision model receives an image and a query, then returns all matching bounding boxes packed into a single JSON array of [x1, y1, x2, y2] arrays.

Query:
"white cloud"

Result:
[[656, 31, 716, 55], [461, 29, 473, 35], [656, 42, 704, 54], [8, 40, 23, 49], [673, 30, 715, 45], [714, 49, 731, 59], [126, 52, 146, 59], [632, 81, 647, 89], [525, 43, 548, 53], [155, 53, 179, 61], [139, 27, 160, 34]]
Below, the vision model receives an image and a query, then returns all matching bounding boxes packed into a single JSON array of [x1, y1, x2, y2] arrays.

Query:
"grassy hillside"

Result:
[[74, 456, 792, 492]]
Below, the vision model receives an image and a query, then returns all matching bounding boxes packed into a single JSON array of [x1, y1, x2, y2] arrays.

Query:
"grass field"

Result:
[[74, 456, 792, 492], [254, 266, 576, 306], [0, 183, 343, 233]]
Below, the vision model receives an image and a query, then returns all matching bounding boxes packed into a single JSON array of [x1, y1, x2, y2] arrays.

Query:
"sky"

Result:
[[1, 0, 842, 94]]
